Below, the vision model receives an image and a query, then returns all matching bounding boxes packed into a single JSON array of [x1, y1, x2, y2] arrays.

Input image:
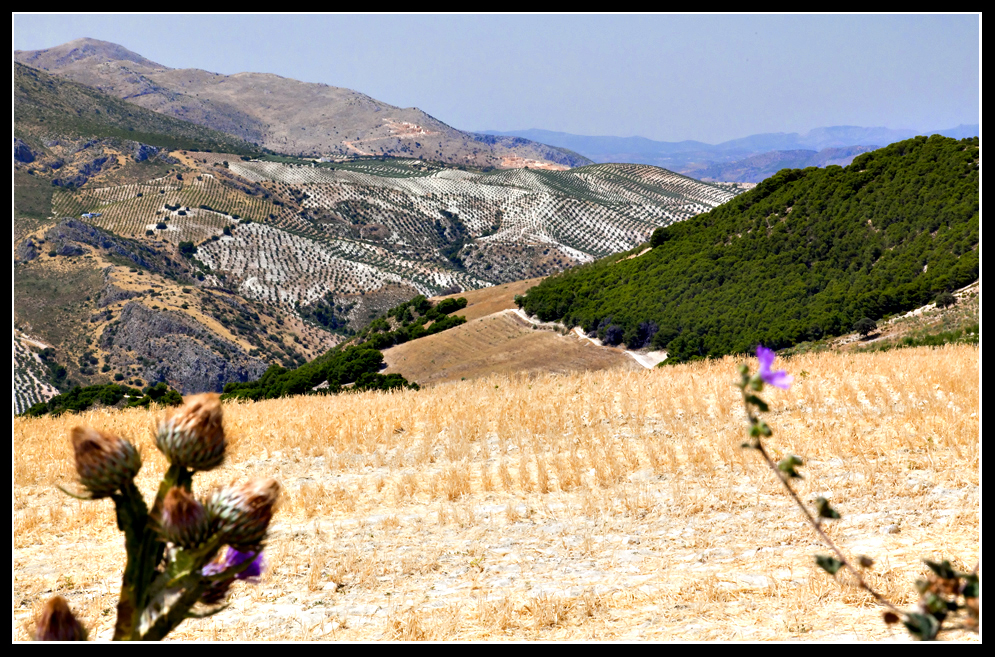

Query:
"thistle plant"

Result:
[[43, 393, 281, 641], [738, 346, 979, 640]]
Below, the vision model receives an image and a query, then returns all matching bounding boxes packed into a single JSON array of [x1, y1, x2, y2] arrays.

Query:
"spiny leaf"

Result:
[[924, 559, 956, 580], [778, 454, 804, 478], [923, 592, 949, 619], [186, 603, 230, 620], [815, 554, 843, 575], [745, 394, 769, 413], [815, 497, 840, 519], [961, 574, 979, 598], [903, 612, 940, 641]]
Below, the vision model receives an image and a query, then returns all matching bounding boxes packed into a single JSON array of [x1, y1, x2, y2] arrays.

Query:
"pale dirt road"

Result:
[[506, 309, 667, 369]]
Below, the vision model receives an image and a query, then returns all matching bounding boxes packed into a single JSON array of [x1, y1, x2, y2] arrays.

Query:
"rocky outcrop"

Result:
[[14, 138, 35, 163], [15, 238, 38, 263], [126, 141, 176, 164], [132, 142, 159, 162], [44, 219, 189, 279], [97, 283, 140, 307], [101, 302, 267, 394], [51, 155, 109, 188], [56, 242, 85, 257]]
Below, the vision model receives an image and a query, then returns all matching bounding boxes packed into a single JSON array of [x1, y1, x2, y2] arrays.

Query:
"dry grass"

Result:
[[430, 277, 545, 323], [13, 345, 979, 641], [382, 311, 638, 387]]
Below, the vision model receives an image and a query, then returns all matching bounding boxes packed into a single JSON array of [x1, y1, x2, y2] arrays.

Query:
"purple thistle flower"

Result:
[[756, 345, 793, 390], [202, 547, 265, 582]]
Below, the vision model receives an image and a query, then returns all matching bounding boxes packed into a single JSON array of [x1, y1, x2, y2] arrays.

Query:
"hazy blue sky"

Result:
[[13, 14, 980, 144]]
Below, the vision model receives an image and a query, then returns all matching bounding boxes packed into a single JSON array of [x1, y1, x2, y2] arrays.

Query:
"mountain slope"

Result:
[[15, 38, 592, 169], [53, 155, 744, 320], [14, 82, 743, 405], [14, 62, 259, 156], [518, 135, 979, 362]]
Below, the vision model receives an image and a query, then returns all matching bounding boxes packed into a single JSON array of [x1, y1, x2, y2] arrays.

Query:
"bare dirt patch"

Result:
[[499, 155, 570, 171]]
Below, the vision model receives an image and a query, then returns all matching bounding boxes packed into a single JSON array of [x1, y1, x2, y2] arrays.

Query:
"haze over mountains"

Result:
[[15, 38, 591, 170], [483, 124, 979, 182]]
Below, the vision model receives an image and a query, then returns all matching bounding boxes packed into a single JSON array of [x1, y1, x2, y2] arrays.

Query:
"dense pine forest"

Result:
[[519, 135, 979, 362]]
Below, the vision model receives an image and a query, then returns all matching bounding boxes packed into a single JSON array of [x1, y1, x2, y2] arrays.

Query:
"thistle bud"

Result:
[[156, 393, 225, 471], [160, 486, 210, 548], [208, 478, 281, 549], [70, 427, 141, 499], [35, 595, 87, 641]]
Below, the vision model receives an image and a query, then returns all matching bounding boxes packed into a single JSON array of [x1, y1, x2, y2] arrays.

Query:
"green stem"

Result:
[[741, 388, 904, 616], [110, 480, 150, 640], [147, 464, 192, 598], [138, 541, 254, 640], [112, 464, 190, 640], [138, 576, 209, 641]]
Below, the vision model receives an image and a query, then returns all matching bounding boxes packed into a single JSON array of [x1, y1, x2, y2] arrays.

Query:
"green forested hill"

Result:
[[519, 135, 979, 362]]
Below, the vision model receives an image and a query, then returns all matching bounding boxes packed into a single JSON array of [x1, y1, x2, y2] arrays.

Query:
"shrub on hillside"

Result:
[[935, 291, 957, 309], [22, 382, 184, 417], [854, 317, 877, 337], [519, 136, 979, 363]]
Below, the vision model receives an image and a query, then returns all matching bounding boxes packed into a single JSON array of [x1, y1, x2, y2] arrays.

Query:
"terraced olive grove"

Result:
[[227, 158, 741, 288], [49, 155, 743, 329], [12, 333, 61, 416]]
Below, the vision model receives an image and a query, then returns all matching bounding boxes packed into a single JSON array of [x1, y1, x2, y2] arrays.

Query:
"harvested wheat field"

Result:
[[382, 311, 639, 387], [13, 346, 979, 641]]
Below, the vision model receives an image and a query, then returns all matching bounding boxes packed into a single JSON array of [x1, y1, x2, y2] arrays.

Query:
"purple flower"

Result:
[[202, 547, 265, 582], [757, 345, 793, 390]]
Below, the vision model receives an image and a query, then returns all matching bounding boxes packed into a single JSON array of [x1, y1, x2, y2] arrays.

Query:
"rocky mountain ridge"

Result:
[[15, 38, 591, 170]]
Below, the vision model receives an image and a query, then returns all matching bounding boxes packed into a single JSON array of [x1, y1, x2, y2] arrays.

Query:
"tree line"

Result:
[[519, 136, 979, 362]]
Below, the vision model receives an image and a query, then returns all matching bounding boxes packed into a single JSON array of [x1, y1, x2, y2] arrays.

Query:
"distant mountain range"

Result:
[[481, 124, 979, 182], [15, 38, 592, 170]]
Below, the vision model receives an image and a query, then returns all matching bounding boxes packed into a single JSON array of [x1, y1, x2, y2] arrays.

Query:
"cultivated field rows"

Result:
[[51, 174, 268, 242], [13, 346, 979, 640], [12, 332, 59, 416], [54, 158, 741, 322], [196, 222, 491, 305], [230, 159, 730, 264]]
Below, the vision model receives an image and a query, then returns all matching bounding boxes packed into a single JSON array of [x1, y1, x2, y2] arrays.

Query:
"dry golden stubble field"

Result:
[[13, 346, 979, 641]]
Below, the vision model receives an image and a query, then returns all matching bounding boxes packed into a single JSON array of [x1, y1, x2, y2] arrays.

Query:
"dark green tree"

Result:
[[935, 292, 956, 309], [853, 317, 878, 337]]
